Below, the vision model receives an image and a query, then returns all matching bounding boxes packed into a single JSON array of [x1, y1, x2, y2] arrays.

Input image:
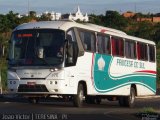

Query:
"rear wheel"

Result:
[[119, 87, 136, 108], [125, 87, 136, 108], [73, 84, 84, 107]]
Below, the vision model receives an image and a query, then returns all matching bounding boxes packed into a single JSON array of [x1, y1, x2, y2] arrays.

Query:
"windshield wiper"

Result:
[[37, 57, 53, 67]]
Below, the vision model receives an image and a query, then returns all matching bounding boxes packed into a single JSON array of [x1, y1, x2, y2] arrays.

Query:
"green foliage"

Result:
[[38, 13, 52, 21], [134, 21, 155, 40], [0, 57, 7, 90], [0, 11, 20, 33], [29, 11, 36, 18], [139, 107, 157, 114], [104, 11, 128, 30], [153, 23, 160, 43], [89, 14, 105, 26], [0, 15, 11, 32]]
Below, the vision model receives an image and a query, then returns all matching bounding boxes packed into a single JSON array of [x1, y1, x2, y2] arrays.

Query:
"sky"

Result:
[[0, 0, 160, 15]]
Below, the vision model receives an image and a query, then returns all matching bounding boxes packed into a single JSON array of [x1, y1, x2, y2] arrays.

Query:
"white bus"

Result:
[[8, 20, 156, 107]]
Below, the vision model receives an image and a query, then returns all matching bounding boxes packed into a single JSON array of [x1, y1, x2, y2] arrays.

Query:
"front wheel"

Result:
[[73, 84, 84, 107]]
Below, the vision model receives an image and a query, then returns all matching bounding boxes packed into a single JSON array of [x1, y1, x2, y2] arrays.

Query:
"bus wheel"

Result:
[[28, 97, 39, 104], [119, 87, 136, 107], [125, 87, 136, 108], [73, 84, 84, 107]]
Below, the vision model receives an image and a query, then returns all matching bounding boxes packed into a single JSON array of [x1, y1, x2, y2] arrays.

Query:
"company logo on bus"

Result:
[[97, 56, 105, 71]]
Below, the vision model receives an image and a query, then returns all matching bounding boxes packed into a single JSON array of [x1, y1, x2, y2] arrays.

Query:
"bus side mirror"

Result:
[[64, 38, 74, 66], [66, 43, 74, 64]]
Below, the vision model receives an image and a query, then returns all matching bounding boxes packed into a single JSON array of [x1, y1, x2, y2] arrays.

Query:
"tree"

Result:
[[104, 11, 128, 31], [134, 21, 154, 40], [153, 23, 160, 43], [39, 13, 52, 21], [29, 11, 36, 18], [89, 14, 104, 26], [0, 15, 10, 32], [6, 11, 19, 29]]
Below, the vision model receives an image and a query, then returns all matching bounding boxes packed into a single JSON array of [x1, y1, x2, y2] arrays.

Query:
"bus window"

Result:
[[148, 45, 155, 62], [66, 29, 78, 66], [97, 34, 111, 55], [111, 37, 124, 57], [67, 29, 76, 42], [137, 42, 148, 61], [78, 29, 96, 52], [125, 40, 136, 59]]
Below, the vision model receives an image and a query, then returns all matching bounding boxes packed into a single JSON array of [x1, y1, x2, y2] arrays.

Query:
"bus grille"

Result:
[[18, 84, 49, 92]]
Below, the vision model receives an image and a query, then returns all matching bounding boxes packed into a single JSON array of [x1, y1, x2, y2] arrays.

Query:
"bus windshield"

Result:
[[9, 29, 65, 67]]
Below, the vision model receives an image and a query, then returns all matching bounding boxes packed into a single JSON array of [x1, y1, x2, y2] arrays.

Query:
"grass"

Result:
[[139, 107, 157, 114], [135, 107, 159, 119]]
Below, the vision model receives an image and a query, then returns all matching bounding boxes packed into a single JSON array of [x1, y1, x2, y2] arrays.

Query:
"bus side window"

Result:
[[148, 45, 155, 62], [137, 43, 141, 60], [66, 29, 78, 66], [78, 29, 96, 52], [112, 37, 116, 55], [137, 42, 148, 61], [97, 34, 110, 55], [125, 40, 136, 59], [111, 37, 124, 57]]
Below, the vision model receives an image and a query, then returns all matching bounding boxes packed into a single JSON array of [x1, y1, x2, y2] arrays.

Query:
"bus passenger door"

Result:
[[65, 29, 79, 86]]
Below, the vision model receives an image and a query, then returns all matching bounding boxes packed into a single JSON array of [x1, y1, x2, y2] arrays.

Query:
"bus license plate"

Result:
[[27, 82, 36, 85]]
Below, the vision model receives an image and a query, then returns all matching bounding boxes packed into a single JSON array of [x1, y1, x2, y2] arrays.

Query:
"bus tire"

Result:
[[124, 87, 136, 108], [73, 84, 84, 107]]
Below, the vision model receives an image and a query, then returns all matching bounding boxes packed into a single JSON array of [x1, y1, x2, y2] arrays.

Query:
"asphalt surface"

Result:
[[0, 88, 159, 120], [0, 95, 160, 120]]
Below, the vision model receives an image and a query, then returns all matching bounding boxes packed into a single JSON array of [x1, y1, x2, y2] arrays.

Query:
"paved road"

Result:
[[0, 96, 160, 120]]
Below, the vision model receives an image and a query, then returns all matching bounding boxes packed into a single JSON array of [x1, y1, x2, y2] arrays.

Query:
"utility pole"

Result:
[[135, 3, 137, 13], [28, 0, 30, 16]]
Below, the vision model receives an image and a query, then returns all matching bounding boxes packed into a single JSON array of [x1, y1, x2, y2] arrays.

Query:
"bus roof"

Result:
[[14, 20, 155, 45]]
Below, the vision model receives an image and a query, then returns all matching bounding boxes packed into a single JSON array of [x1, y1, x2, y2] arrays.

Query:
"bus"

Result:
[[7, 20, 156, 107]]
